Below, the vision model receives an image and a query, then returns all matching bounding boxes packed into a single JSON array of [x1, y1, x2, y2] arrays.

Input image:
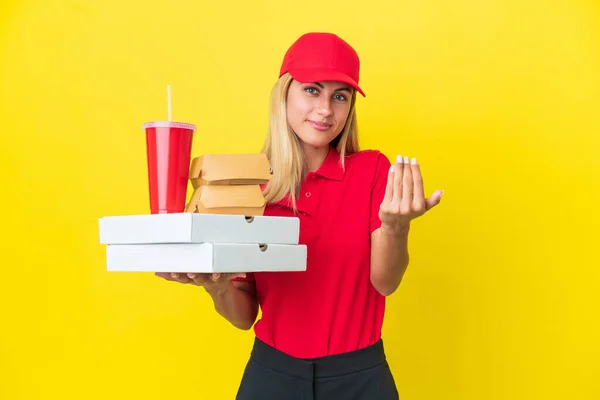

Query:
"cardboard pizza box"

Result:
[[105, 242, 307, 273], [99, 213, 300, 245]]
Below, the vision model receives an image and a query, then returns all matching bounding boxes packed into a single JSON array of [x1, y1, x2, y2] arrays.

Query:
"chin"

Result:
[[298, 134, 335, 149], [296, 127, 339, 149]]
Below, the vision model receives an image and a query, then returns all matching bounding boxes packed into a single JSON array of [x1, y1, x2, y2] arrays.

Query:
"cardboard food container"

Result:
[[185, 185, 267, 215], [189, 153, 273, 187], [106, 242, 307, 273], [99, 213, 300, 245], [185, 153, 273, 216]]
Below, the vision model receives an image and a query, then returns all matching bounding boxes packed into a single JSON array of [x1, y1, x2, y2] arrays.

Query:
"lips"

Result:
[[308, 120, 332, 131]]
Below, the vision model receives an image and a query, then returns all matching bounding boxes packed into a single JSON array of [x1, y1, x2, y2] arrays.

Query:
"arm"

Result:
[[158, 272, 259, 330], [370, 224, 410, 296], [370, 155, 443, 296], [205, 280, 259, 331]]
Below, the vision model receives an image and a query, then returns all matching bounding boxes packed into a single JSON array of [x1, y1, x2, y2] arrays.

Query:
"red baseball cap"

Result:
[[279, 32, 365, 97]]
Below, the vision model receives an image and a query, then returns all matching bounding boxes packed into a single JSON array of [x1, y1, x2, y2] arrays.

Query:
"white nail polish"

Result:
[[411, 157, 417, 165], [403, 156, 409, 163], [396, 155, 403, 163], [389, 165, 394, 172]]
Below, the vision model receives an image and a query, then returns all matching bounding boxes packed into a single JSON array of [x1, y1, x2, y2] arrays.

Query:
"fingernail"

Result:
[[396, 155, 403, 164], [171, 273, 178, 279], [403, 156, 409, 163], [389, 165, 394, 172], [411, 157, 418, 165], [188, 273, 196, 279], [213, 273, 220, 278]]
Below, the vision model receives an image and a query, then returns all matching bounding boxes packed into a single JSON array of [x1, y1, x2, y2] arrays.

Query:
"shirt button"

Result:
[[305, 192, 312, 198]]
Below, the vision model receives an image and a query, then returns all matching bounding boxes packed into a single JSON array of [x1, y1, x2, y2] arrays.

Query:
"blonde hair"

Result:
[[261, 73, 360, 211]]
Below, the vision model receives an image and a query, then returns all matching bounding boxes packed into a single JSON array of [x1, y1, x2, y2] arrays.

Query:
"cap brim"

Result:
[[288, 68, 366, 97]]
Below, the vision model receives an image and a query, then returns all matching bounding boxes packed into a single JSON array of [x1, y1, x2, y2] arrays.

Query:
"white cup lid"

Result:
[[142, 121, 197, 131]]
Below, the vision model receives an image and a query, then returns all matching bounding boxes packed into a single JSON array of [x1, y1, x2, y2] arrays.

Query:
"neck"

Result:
[[303, 144, 331, 172]]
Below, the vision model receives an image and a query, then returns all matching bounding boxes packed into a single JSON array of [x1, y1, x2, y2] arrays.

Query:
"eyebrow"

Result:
[[314, 82, 352, 93]]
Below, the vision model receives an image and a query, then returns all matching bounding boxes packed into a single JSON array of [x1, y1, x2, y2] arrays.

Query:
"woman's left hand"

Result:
[[379, 155, 444, 234]]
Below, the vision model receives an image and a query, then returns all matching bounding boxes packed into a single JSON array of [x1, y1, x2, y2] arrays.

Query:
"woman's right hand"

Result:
[[155, 272, 247, 294]]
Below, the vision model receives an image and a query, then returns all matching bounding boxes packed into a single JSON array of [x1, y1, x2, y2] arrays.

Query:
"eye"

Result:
[[333, 94, 347, 101], [304, 87, 319, 95]]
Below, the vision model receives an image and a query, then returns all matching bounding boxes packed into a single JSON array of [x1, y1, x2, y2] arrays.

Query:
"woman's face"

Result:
[[286, 79, 354, 150]]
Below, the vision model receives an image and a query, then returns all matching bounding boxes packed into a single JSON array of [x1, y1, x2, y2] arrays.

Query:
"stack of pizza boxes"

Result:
[[99, 154, 307, 274]]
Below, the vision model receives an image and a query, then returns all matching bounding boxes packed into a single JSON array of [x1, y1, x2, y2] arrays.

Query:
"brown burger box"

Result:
[[188, 153, 272, 187], [185, 153, 273, 216]]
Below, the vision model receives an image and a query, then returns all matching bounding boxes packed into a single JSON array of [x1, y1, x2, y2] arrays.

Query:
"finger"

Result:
[[393, 155, 404, 202], [425, 190, 444, 211], [155, 273, 181, 283], [382, 165, 394, 204], [401, 156, 413, 210], [187, 273, 208, 286], [170, 272, 191, 284], [411, 158, 425, 211], [210, 273, 221, 283], [155, 272, 172, 280]]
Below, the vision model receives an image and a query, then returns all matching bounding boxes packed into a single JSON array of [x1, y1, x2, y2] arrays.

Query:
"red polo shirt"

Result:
[[237, 146, 392, 358]]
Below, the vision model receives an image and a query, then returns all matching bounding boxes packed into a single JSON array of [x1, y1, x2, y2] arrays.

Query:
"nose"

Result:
[[316, 98, 333, 116]]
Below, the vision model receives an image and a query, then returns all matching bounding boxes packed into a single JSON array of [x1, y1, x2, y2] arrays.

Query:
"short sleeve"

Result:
[[233, 272, 255, 282], [370, 151, 392, 234]]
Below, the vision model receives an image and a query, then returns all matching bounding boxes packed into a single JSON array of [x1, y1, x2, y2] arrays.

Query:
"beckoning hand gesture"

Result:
[[379, 155, 444, 234]]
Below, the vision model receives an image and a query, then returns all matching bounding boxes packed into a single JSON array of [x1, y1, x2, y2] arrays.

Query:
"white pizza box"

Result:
[[98, 213, 299, 245], [105, 242, 307, 273]]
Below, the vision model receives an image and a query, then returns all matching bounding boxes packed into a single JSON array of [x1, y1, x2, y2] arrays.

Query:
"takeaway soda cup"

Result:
[[143, 121, 197, 214]]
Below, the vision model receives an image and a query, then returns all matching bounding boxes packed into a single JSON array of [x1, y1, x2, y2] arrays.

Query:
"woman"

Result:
[[157, 32, 443, 399]]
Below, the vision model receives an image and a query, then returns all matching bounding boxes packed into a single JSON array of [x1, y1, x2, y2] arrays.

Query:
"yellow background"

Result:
[[1, 0, 599, 399]]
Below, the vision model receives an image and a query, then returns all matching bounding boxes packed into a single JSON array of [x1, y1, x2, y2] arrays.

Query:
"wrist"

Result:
[[380, 222, 410, 238], [204, 280, 233, 298]]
